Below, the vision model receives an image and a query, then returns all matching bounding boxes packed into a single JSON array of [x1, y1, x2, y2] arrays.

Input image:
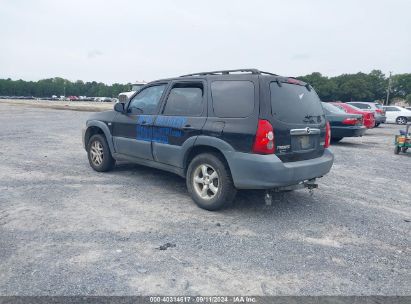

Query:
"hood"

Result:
[[87, 110, 117, 123]]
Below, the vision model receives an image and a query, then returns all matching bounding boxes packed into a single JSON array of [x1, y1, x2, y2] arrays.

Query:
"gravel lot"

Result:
[[0, 103, 410, 296]]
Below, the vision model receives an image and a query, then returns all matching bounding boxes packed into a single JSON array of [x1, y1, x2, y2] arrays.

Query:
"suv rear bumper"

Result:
[[227, 149, 334, 189]]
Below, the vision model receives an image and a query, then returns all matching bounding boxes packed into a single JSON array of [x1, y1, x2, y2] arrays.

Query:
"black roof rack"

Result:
[[180, 69, 278, 77]]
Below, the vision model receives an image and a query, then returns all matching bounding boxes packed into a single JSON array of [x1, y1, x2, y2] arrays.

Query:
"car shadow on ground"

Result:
[[330, 141, 365, 148], [233, 189, 318, 213], [110, 162, 318, 212], [331, 141, 381, 149], [395, 152, 411, 158]]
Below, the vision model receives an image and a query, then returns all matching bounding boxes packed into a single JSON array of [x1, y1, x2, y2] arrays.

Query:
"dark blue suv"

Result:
[[83, 69, 334, 210]]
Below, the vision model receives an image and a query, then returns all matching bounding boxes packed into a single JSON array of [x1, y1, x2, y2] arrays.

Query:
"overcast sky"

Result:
[[1, 0, 410, 84]]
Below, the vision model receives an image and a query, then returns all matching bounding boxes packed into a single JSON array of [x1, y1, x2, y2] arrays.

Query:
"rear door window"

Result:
[[211, 81, 254, 118], [163, 83, 204, 116], [270, 82, 324, 124]]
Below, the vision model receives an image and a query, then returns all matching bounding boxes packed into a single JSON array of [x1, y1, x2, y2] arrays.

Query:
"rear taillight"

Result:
[[324, 121, 331, 148], [342, 117, 358, 125], [252, 120, 275, 154], [376, 109, 383, 114]]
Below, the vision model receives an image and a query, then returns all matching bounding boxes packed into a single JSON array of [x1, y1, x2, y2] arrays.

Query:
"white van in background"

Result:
[[118, 82, 146, 103]]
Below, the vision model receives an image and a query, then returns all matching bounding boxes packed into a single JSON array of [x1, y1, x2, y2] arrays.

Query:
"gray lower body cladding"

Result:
[[226, 149, 334, 189]]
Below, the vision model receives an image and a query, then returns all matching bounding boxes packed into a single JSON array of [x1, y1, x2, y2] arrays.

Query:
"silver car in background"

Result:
[[347, 101, 386, 127]]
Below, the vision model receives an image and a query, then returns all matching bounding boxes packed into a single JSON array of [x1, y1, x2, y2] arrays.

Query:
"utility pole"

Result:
[[385, 71, 392, 105]]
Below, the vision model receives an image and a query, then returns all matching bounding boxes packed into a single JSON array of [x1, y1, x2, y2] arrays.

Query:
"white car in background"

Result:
[[383, 106, 411, 124]]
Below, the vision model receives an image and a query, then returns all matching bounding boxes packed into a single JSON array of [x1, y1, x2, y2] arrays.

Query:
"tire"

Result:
[[375, 123, 380, 127], [331, 137, 343, 143], [394, 146, 401, 154], [87, 134, 115, 172], [186, 153, 237, 211], [401, 147, 408, 153], [396, 117, 407, 125]]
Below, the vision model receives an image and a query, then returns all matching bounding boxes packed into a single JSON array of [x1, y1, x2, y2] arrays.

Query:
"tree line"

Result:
[[298, 70, 411, 104], [0, 71, 410, 104], [0, 77, 130, 98]]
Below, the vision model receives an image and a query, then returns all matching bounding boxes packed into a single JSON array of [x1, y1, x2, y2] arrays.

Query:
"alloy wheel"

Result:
[[397, 117, 407, 125], [90, 140, 104, 166], [193, 164, 219, 200]]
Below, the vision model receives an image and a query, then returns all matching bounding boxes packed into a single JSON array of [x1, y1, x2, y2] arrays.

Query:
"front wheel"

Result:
[[87, 134, 115, 172], [394, 145, 401, 154], [396, 117, 407, 125], [186, 153, 237, 211], [375, 123, 380, 127]]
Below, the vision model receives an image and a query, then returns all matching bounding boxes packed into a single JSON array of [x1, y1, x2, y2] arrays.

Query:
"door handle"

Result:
[[183, 124, 195, 130]]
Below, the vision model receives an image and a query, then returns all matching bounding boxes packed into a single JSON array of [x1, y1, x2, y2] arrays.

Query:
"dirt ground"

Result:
[[0, 99, 112, 112], [0, 103, 410, 295]]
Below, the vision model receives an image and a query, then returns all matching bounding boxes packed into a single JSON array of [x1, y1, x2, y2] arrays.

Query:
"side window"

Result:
[[211, 81, 254, 118], [163, 83, 204, 116], [128, 84, 166, 114], [352, 103, 369, 109]]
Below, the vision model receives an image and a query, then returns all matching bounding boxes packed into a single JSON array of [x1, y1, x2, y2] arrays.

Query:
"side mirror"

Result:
[[114, 102, 125, 113]]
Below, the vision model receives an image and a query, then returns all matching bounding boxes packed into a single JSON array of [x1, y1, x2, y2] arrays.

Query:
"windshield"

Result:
[[270, 82, 325, 124], [322, 102, 346, 114]]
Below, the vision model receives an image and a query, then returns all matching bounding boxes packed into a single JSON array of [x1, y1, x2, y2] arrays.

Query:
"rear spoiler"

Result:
[[273, 77, 312, 91]]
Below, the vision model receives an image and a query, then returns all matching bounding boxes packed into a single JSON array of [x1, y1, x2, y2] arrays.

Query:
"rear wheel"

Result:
[[87, 134, 115, 172], [396, 117, 407, 125], [394, 145, 401, 154], [186, 153, 237, 211]]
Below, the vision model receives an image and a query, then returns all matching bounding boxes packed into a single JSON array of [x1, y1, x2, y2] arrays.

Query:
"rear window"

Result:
[[322, 102, 346, 114], [384, 107, 400, 111], [270, 82, 324, 124], [211, 81, 254, 118]]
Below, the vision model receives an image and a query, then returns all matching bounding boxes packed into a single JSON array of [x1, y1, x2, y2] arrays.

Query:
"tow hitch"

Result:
[[264, 179, 318, 205]]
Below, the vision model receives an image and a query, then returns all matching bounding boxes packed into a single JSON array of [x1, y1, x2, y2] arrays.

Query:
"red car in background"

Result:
[[331, 102, 376, 128]]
